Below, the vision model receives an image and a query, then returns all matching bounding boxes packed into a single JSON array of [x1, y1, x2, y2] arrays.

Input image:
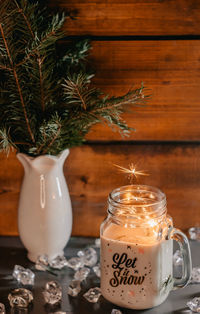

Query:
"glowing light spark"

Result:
[[148, 219, 157, 227], [114, 163, 149, 183]]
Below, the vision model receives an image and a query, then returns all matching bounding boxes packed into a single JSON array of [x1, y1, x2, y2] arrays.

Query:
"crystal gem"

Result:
[[67, 280, 81, 297], [67, 257, 84, 271], [74, 267, 90, 281], [191, 267, 200, 284], [77, 248, 97, 267], [35, 254, 49, 271], [188, 227, 200, 241], [173, 250, 183, 266], [43, 281, 62, 305], [111, 310, 122, 314], [12, 265, 35, 285], [13, 265, 24, 277], [83, 287, 101, 303], [8, 288, 33, 308], [49, 255, 68, 270], [94, 238, 100, 248], [93, 264, 101, 278], [187, 297, 200, 312], [0, 303, 5, 314]]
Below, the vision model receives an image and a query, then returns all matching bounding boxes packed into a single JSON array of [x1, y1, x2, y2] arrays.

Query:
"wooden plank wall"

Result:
[[1, 0, 200, 237]]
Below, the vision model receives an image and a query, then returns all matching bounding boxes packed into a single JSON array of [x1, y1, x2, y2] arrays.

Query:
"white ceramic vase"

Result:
[[17, 149, 72, 262]]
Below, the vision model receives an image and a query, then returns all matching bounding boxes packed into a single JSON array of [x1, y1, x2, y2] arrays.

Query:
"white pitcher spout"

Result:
[[58, 149, 69, 166], [17, 153, 33, 172]]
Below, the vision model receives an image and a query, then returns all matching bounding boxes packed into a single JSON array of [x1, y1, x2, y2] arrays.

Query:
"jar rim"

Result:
[[108, 185, 166, 218]]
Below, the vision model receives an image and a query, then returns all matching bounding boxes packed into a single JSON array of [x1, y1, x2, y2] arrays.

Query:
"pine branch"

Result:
[[74, 85, 87, 110], [0, 128, 15, 156], [63, 75, 89, 110], [62, 73, 147, 135], [13, 0, 34, 37], [13, 0, 45, 111], [0, 64, 12, 71], [42, 122, 61, 155], [0, 23, 35, 143], [0, 0, 149, 157]]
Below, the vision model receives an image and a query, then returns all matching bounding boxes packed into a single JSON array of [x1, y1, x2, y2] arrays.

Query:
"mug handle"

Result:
[[169, 227, 192, 289]]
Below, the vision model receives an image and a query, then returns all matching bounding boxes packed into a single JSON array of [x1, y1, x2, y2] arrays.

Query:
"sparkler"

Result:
[[114, 163, 148, 183]]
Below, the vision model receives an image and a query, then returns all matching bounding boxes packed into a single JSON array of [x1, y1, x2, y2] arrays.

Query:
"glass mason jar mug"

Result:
[[100, 185, 192, 310]]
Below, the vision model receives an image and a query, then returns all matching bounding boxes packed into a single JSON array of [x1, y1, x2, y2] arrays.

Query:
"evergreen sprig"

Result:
[[0, 0, 148, 156]]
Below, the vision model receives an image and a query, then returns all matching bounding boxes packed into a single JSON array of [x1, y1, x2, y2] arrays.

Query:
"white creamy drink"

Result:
[[101, 224, 173, 309]]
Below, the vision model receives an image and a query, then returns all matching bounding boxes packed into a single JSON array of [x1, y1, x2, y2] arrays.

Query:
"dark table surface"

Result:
[[0, 236, 199, 314]]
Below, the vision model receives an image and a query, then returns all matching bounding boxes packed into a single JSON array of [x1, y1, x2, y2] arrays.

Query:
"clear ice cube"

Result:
[[67, 257, 84, 271], [12, 265, 35, 285], [35, 254, 49, 271], [187, 297, 200, 312], [188, 227, 200, 241], [93, 264, 101, 278], [173, 250, 183, 266], [74, 267, 90, 281], [83, 287, 101, 303], [8, 288, 33, 308], [67, 280, 81, 297], [49, 255, 68, 270], [111, 310, 122, 314], [12, 265, 24, 276], [43, 281, 62, 305], [77, 248, 97, 267], [0, 303, 5, 314], [190, 267, 200, 284]]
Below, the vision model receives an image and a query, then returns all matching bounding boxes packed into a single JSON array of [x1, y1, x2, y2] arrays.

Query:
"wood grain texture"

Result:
[[0, 145, 199, 237], [84, 40, 200, 141], [49, 0, 200, 36]]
